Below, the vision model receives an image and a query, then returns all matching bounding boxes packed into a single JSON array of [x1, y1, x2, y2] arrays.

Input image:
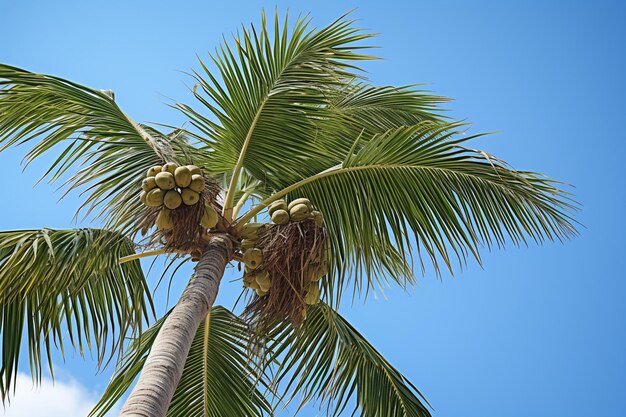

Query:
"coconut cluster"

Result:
[[139, 163, 219, 231], [267, 198, 323, 226], [239, 197, 325, 305]]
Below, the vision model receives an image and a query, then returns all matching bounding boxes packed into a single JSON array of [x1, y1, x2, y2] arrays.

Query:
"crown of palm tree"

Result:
[[0, 11, 577, 417]]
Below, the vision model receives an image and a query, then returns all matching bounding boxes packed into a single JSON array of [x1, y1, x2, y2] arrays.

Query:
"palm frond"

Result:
[[90, 306, 271, 417], [314, 83, 450, 163], [177, 11, 377, 216], [237, 121, 578, 300], [0, 64, 195, 233], [0, 228, 152, 402], [267, 303, 431, 417]]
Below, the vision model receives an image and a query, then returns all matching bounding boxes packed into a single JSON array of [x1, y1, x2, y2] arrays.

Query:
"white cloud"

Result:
[[2, 372, 119, 417]]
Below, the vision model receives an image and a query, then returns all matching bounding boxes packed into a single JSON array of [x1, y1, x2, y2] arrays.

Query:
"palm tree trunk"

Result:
[[119, 234, 233, 417]]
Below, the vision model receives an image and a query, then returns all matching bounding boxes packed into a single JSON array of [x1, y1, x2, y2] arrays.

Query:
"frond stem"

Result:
[[118, 248, 186, 264], [203, 309, 212, 417], [232, 190, 252, 219], [222, 100, 267, 221], [234, 164, 396, 228]]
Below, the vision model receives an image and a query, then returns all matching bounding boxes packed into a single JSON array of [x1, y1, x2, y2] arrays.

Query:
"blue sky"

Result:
[[1, 1, 625, 416]]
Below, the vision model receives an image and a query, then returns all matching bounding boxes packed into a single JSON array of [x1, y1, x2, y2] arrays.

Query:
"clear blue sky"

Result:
[[1, 1, 625, 416]]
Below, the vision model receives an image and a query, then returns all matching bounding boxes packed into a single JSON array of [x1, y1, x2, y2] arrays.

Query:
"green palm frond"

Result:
[[177, 11, 377, 217], [237, 121, 577, 299], [90, 306, 271, 417], [0, 228, 152, 402], [0, 64, 195, 233], [307, 83, 450, 166], [267, 303, 431, 417]]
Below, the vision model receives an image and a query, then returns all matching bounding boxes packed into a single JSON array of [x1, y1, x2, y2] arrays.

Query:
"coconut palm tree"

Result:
[[0, 11, 576, 417]]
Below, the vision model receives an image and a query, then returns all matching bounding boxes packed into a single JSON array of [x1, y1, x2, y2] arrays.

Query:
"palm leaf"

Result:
[[267, 303, 431, 417], [0, 228, 152, 402], [90, 306, 271, 417], [177, 11, 377, 217], [0, 64, 195, 233], [237, 122, 578, 299]]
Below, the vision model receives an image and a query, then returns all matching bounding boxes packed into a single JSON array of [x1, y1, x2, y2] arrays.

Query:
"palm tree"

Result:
[[0, 11, 577, 417]]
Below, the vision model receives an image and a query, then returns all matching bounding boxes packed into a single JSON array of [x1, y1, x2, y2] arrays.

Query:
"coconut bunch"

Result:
[[241, 197, 327, 327], [138, 162, 221, 252]]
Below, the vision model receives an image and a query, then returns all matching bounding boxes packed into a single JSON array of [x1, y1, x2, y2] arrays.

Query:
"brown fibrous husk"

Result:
[[138, 174, 224, 255], [243, 218, 327, 330]]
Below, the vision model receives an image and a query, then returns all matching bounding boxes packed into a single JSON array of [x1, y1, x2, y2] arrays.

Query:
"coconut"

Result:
[[139, 191, 147, 205], [155, 172, 176, 190], [288, 198, 312, 211], [289, 203, 311, 221], [271, 209, 290, 225], [239, 223, 266, 240], [141, 177, 157, 192], [255, 288, 269, 297], [187, 165, 202, 175], [145, 188, 165, 207], [304, 283, 321, 305], [268, 200, 288, 215], [308, 263, 327, 282], [240, 239, 256, 252], [255, 271, 271, 292], [243, 274, 260, 290], [163, 190, 182, 210], [201, 205, 219, 228], [162, 162, 178, 174], [181, 188, 200, 206], [243, 248, 263, 269], [156, 209, 173, 230], [147, 165, 162, 177], [312, 210, 324, 227], [174, 166, 192, 188], [188, 174, 205, 193]]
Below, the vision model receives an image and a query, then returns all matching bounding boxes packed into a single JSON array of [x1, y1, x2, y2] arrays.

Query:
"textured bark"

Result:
[[119, 234, 232, 417]]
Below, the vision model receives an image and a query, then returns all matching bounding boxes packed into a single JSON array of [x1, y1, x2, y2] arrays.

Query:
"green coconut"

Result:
[[201, 205, 219, 228], [174, 166, 192, 188], [255, 288, 268, 297], [141, 177, 157, 192], [240, 239, 256, 252], [271, 209, 290, 225], [155, 172, 176, 190], [304, 283, 321, 305], [255, 271, 271, 292], [288, 198, 312, 211], [147, 165, 162, 177], [308, 263, 327, 282], [156, 209, 173, 230], [312, 210, 324, 227], [243, 275, 260, 290], [268, 200, 288, 215], [187, 165, 202, 175], [145, 188, 165, 207], [239, 223, 265, 240], [188, 174, 205, 193], [163, 190, 182, 210], [243, 248, 263, 269], [162, 162, 178, 175], [139, 191, 147, 205], [289, 203, 311, 221], [181, 188, 200, 206]]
